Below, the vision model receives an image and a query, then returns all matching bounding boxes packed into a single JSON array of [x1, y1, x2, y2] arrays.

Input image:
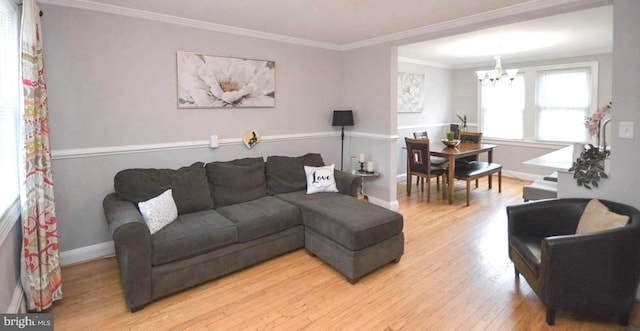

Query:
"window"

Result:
[[480, 62, 598, 144], [536, 68, 591, 142], [481, 75, 525, 140], [0, 0, 19, 216]]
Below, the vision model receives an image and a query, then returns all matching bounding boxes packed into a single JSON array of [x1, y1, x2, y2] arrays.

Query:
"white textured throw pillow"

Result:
[[304, 164, 339, 194], [138, 189, 178, 235]]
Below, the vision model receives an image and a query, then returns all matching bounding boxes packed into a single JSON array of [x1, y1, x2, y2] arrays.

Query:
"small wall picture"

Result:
[[243, 130, 261, 149], [177, 51, 275, 108], [397, 72, 424, 113]]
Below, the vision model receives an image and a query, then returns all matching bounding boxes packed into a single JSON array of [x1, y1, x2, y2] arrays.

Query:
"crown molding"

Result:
[[341, 0, 611, 50], [37, 0, 610, 52], [37, 0, 342, 50], [398, 57, 452, 69]]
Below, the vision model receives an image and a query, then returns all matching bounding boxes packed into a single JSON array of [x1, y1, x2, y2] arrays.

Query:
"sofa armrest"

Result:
[[103, 193, 152, 311], [334, 170, 359, 197]]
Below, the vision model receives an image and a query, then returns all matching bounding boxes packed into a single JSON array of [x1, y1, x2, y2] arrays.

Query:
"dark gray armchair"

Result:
[[507, 198, 640, 326]]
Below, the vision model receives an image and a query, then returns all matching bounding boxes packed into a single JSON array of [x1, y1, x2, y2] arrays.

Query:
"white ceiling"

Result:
[[398, 5, 612, 68], [47, 0, 612, 65], [79, 0, 534, 45]]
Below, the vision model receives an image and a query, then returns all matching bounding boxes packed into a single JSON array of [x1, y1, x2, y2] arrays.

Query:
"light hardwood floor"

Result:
[[49, 177, 640, 330]]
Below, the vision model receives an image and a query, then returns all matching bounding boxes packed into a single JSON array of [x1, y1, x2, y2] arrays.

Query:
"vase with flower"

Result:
[[569, 102, 612, 189], [585, 102, 612, 148]]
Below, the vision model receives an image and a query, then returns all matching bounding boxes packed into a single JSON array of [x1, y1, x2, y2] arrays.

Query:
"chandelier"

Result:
[[475, 56, 518, 85]]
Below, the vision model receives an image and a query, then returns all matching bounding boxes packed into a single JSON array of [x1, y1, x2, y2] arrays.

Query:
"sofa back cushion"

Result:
[[114, 162, 214, 215], [266, 153, 324, 194], [206, 157, 267, 207]]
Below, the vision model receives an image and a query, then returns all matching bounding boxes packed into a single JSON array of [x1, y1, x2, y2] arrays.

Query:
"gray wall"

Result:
[[451, 53, 612, 178], [559, 0, 640, 209], [41, 4, 345, 252], [341, 45, 399, 207], [397, 61, 453, 179]]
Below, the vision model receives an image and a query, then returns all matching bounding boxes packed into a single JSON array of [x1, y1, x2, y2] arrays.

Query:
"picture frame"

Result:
[[397, 72, 424, 113], [243, 130, 261, 149], [177, 51, 275, 108]]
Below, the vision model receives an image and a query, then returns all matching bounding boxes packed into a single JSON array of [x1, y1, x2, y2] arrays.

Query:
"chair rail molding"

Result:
[[51, 131, 399, 160]]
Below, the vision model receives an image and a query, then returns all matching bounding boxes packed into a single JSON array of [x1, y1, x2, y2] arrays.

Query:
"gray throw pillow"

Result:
[[114, 162, 214, 214], [266, 153, 325, 194], [205, 157, 267, 207]]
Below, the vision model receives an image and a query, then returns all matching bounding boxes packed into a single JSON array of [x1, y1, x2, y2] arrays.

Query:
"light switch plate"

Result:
[[619, 121, 634, 139], [209, 135, 219, 148]]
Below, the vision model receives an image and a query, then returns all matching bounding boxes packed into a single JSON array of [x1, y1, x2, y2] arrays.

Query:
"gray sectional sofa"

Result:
[[103, 153, 404, 312]]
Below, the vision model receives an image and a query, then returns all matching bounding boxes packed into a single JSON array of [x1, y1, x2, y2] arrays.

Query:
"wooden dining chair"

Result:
[[413, 131, 447, 165], [405, 138, 447, 202], [413, 131, 429, 140], [457, 131, 483, 187], [412, 131, 447, 188], [458, 131, 483, 163], [459, 131, 482, 143]]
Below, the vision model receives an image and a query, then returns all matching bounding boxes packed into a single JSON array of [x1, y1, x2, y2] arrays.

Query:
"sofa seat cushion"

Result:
[[151, 210, 237, 266], [206, 157, 267, 207], [510, 235, 542, 276], [216, 196, 302, 242], [276, 191, 403, 251]]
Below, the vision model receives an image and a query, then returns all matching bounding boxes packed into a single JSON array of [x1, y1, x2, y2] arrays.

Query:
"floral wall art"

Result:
[[177, 52, 275, 108], [397, 72, 424, 113]]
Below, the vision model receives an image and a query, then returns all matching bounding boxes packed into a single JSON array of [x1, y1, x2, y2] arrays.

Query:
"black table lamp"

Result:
[[332, 110, 354, 171]]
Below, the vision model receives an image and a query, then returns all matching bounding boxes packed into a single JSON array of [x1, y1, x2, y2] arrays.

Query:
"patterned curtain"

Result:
[[20, 0, 62, 312]]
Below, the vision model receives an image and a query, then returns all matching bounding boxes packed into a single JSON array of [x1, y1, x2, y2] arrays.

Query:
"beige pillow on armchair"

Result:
[[576, 199, 629, 234]]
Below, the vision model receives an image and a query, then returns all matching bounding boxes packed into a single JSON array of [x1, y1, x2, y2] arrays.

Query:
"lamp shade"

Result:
[[332, 110, 354, 126]]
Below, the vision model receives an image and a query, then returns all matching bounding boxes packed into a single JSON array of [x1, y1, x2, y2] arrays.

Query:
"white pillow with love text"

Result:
[[304, 164, 339, 194]]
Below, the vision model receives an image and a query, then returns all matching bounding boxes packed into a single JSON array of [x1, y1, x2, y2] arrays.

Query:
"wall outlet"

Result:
[[209, 135, 219, 148], [619, 121, 634, 139]]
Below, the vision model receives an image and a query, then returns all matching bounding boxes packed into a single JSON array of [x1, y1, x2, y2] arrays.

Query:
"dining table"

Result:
[[430, 142, 499, 204]]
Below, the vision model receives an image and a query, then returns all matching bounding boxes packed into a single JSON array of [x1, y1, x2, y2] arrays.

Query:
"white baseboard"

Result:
[[366, 196, 399, 211], [502, 170, 543, 182], [397, 170, 542, 183], [8, 283, 24, 313], [60, 241, 115, 266]]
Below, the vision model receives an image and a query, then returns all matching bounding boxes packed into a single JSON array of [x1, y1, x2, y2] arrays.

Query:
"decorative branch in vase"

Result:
[[456, 114, 467, 132], [569, 102, 612, 189]]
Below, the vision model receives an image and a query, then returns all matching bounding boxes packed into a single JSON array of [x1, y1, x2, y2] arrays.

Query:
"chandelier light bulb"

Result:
[[476, 55, 518, 85]]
